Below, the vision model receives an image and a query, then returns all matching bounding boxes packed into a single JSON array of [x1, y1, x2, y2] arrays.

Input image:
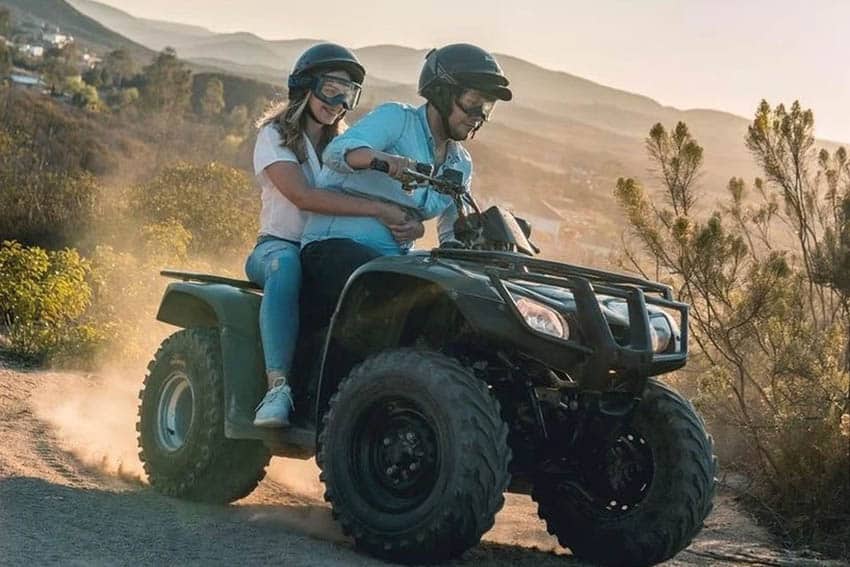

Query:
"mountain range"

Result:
[[7, 0, 845, 259]]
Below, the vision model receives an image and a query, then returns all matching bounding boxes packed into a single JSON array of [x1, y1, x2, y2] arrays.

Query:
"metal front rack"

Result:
[[431, 249, 689, 387]]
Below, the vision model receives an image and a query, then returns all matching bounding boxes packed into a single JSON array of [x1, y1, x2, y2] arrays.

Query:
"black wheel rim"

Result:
[[554, 429, 655, 517], [587, 430, 654, 515], [350, 396, 440, 514]]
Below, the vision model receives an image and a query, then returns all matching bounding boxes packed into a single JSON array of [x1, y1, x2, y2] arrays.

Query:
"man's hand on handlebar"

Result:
[[344, 148, 414, 181]]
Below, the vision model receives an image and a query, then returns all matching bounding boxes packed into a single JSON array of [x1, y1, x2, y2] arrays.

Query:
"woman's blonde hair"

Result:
[[256, 91, 347, 163]]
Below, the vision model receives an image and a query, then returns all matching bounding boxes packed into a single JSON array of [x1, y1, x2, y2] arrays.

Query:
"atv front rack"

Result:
[[430, 249, 689, 388]]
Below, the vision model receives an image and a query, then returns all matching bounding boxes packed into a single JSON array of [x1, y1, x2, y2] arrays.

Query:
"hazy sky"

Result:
[[99, 0, 850, 142]]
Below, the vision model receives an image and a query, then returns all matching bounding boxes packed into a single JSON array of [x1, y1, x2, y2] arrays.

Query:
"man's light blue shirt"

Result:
[[300, 102, 473, 256]]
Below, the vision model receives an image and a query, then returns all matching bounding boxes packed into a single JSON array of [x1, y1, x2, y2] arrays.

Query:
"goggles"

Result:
[[454, 90, 498, 121], [312, 75, 362, 111]]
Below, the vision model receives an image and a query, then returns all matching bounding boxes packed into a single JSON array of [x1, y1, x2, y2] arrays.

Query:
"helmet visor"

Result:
[[312, 75, 362, 111]]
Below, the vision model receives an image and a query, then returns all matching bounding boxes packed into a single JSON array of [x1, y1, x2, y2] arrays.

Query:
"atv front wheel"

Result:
[[138, 328, 270, 503], [318, 349, 511, 564], [533, 378, 716, 566]]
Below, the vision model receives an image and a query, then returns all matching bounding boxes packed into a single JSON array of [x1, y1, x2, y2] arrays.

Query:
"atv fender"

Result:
[[314, 254, 584, 422], [156, 282, 266, 437]]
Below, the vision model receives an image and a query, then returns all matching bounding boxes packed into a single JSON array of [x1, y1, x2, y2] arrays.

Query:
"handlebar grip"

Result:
[[414, 162, 434, 176], [369, 158, 390, 173]]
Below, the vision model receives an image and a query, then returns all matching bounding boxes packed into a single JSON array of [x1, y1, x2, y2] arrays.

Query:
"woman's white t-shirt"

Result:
[[253, 124, 322, 241]]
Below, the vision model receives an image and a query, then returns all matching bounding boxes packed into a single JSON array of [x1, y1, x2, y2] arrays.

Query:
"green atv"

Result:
[[138, 164, 716, 566]]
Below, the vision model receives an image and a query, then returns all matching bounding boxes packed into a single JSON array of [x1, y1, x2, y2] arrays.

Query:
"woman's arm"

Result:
[[265, 161, 407, 226]]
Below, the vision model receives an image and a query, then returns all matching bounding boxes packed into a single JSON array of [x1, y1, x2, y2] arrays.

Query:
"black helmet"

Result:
[[418, 44, 512, 102], [288, 43, 365, 99]]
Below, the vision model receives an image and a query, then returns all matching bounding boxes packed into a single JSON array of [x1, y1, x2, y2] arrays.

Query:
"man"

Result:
[[300, 43, 513, 327]]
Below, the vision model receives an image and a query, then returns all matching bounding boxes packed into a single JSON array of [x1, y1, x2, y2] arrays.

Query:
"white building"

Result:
[[42, 31, 73, 48], [18, 44, 44, 58], [82, 53, 102, 68]]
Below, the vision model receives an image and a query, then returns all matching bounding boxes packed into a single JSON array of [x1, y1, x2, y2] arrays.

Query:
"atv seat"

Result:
[[161, 270, 262, 291]]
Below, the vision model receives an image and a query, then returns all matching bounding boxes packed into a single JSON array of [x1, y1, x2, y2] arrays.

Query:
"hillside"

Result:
[[67, 0, 215, 50], [0, 0, 152, 60]]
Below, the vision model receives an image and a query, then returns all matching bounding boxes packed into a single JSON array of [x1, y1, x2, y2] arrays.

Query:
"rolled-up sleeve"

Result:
[[323, 103, 408, 173]]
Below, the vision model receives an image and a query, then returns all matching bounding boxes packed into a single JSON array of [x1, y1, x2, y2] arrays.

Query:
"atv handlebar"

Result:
[[369, 158, 466, 196]]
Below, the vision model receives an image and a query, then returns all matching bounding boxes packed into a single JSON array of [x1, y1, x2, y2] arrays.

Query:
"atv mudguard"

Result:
[[314, 253, 585, 421], [156, 282, 266, 438]]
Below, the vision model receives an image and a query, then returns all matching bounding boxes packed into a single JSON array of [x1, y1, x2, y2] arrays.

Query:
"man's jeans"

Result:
[[300, 238, 383, 333], [245, 238, 301, 376]]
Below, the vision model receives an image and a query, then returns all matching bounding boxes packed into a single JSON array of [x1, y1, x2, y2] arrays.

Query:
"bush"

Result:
[[131, 161, 258, 258], [0, 241, 101, 362], [615, 106, 850, 558]]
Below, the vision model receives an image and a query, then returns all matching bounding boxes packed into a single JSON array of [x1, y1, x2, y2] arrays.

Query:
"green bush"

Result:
[[0, 241, 101, 361], [131, 161, 258, 257]]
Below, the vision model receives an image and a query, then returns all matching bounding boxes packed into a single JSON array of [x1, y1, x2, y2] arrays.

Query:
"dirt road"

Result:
[[0, 363, 837, 566]]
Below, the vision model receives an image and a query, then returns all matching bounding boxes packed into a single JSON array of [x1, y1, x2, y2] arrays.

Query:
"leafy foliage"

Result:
[[0, 241, 101, 361], [197, 77, 225, 118], [615, 106, 850, 557], [0, 42, 11, 79], [131, 161, 258, 257], [0, 127, 100, 248], [138, 47, 192, 114], [0, 7, 10, 38]]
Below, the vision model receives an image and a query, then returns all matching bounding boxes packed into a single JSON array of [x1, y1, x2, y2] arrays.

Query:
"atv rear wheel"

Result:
[[533, 378, 716, 566], [318, 349, 511, 564], [138, 328, 270, 503]]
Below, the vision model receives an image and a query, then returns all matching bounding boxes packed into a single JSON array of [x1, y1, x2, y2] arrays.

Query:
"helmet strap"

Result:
[[426, 84, 456, 143]]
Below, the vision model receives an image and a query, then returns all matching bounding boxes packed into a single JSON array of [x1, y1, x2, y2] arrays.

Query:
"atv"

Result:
[[138, 162, 716, 566]]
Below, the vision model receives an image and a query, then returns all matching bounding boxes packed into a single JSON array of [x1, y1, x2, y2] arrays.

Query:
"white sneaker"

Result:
[[253, 380, 294, 428]]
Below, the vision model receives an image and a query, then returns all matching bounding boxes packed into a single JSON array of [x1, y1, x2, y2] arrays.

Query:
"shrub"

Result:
[[131, 161, 258, 258], [615, 105, 850, 557], [0, 241, 101, 361]]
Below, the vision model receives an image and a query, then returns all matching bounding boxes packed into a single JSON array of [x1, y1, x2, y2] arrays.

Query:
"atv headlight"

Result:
[[649, 317, 671, 353], [604, 298, 675, 353], [650, 313, 677, 353], [515, 296, 569, 340]]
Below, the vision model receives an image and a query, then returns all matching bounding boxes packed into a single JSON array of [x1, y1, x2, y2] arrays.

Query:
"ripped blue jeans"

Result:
[[245, 237, 301, 376]]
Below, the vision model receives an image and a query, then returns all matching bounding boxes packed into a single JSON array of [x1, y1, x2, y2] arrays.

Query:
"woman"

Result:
[[247, 43, 417, 428]]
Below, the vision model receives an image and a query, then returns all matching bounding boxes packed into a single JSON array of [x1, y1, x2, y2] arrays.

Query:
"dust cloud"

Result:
[[30, 365, 330, 503], [266, 457, 324, 500], [32, 368, 147, 483]]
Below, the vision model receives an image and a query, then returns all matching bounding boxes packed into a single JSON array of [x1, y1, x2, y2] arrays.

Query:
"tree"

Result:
[[225, 104, 249, 133], [0, 42, 11, 79], [614, 105, 849, 554], [198, 77, 225, 118], [41, 44, 79, 93], [82, 66, 104, 88], [102, 48, 136, 88], [66, 76, 104, 112], [105, 86, 139, 110], [139, 47, 192, 115], [0, 8, 10, 38]]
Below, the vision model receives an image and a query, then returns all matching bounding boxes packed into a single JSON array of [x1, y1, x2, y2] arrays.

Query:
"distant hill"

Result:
[[67, 0, 216, 50], [0, 0, 152, 60]]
